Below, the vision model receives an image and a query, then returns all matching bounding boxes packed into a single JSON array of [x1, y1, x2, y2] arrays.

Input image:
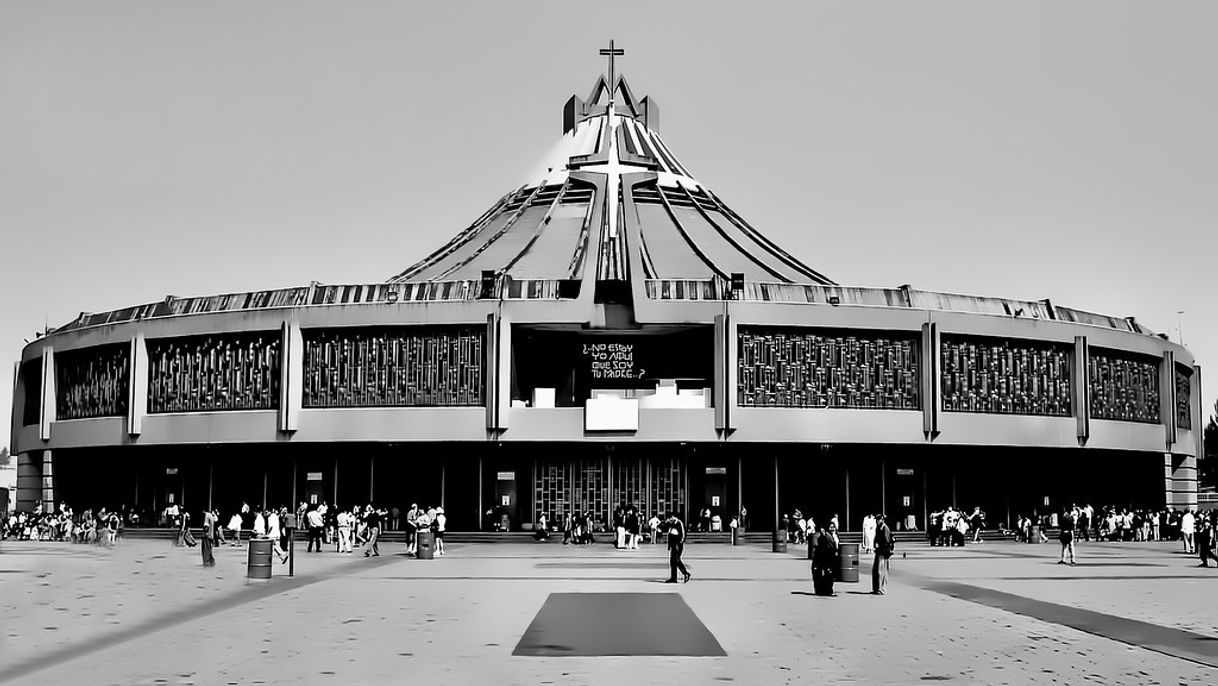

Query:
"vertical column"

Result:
[[1195, 365, 1205, 472], [41, 450, 55, 512], [440, 455, 447, 510], [207, 456, 215, 511], [10, 362, 20, 455], [128, 334, 148, 436], [880, 458, 887, 518], [772, 454, 779, 530], [1168, 453, 1198, 510], [1163, 453, 1174, 508], [736, 454, 743, 528], [1072, 336, 1089, 444], [278, 321, 303, 433], [844, 465, 851, 532], [1162, 351, 1177, 449], [920, 322, 939, 438], [368, 454, 375, 504], [333, 454, 339, 505], [39, 346, 56, 442], [714, 313, 735, 432], [485, 314, 511, 431], [16, 452, 42, 512]]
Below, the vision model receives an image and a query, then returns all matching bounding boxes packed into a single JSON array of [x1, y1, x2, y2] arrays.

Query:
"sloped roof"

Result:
[[388, 75, 834, 287]]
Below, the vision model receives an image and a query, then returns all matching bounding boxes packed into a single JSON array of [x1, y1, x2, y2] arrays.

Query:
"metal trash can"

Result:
[[837, 543, 860, 582], [772, 529, 788, 553], [731, 527, 743, 546], [1028, 525, 1041, 543], [416, 531, 435, 559], [247, 538, 272, 580]]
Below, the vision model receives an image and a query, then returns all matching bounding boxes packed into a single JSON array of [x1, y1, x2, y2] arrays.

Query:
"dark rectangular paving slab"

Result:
[[513, 592, 726, 657], [924, 579, 1218, 668], [534, 562, 670, 569]]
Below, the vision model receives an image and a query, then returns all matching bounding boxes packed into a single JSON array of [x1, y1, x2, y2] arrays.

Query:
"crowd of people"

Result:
[[544, 505, 665, 547], [2, 503, 122, 545]]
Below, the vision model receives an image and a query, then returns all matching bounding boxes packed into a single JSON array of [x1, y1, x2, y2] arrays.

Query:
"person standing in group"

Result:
[[664, 511, 691, 583], [1195, 513, 1214, 568], [253, 508, 267, 540], [861, 513, 876, 554], [201, 508, 217, 567], [435, 507, 447, 556], [306, 505, 324, 553], [1058, 507, 1077, 565], [336, 508, 353, 553], [1181, 509, 1197, 554], [405, 503, 420, 556], [562, 511, 574, 545], [104, 509, 120, 548], [363, 504, 382, 557], [811, 524, 840, 596], [872, 514, 895, 595], [227, 511, 244, 547]]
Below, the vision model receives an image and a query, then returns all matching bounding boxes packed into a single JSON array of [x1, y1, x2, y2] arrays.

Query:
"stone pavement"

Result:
[[0, 536, 1215, 685]]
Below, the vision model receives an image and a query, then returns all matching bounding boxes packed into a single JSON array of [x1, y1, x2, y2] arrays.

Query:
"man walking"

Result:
[[872, 514, 895, 595], [664, 511, 691, 583]]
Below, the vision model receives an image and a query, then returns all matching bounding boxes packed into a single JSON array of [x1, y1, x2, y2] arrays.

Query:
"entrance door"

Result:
[[493, 469, 518, 531], [703, 467, 727, 531], [304, 470, 326, 507], [894, 467, 918, 531]]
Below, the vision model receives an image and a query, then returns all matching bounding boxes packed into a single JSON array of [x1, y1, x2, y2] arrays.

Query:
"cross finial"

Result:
[[598, 39, 624, 110]]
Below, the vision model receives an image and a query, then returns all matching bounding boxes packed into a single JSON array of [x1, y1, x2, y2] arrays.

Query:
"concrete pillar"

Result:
[[278, 321, 303, 433], [486, 314, 511, 431], [41, 450, 55, 512], [844, 464, 851, 531], [921, 322, 939, 437], [880, 458, 887, 518], [1072, 336, 1089, 444], [128, 334, 148, 436], [1162, 351, 1177, 449], [1167, 453, 1198, 510], [16, 452, 42, 512], [39, 347, 56, 442]]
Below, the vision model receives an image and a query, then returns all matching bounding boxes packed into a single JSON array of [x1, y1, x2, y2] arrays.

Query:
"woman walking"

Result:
[[201, 509, 217, 567]]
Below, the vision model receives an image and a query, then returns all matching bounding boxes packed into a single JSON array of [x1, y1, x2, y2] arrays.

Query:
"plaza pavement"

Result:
[[0, 535, 1215, 685]]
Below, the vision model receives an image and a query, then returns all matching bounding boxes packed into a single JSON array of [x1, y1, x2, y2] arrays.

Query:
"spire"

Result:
[[598, 39, 624, 113]]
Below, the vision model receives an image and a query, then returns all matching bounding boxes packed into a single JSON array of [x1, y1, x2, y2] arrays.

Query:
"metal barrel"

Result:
[[416, 531, 435, 559], [247, 538, 272, 580], [772, 529, 788, 553], [837, 543, 860, 582]]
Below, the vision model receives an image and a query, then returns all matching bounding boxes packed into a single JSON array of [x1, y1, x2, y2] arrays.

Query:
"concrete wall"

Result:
[[12, 297, 1198, 461]]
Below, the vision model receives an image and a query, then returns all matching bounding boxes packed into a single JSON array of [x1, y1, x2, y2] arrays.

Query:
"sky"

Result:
[[1, 1, 1215, 450]]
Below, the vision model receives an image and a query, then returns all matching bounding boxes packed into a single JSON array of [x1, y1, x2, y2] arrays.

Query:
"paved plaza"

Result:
[[1, 536, 1216, 685]]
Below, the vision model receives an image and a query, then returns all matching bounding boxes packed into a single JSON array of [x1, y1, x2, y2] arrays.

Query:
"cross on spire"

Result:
[[598, 39, 624, 110]]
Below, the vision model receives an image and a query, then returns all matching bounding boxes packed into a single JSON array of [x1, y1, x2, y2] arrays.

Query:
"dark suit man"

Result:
[[664, 512, 691, 583], [872, 514, 895, 595]]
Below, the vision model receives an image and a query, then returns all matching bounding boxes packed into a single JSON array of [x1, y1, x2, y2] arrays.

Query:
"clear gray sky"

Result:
[[1, 1, 1215, 450]]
